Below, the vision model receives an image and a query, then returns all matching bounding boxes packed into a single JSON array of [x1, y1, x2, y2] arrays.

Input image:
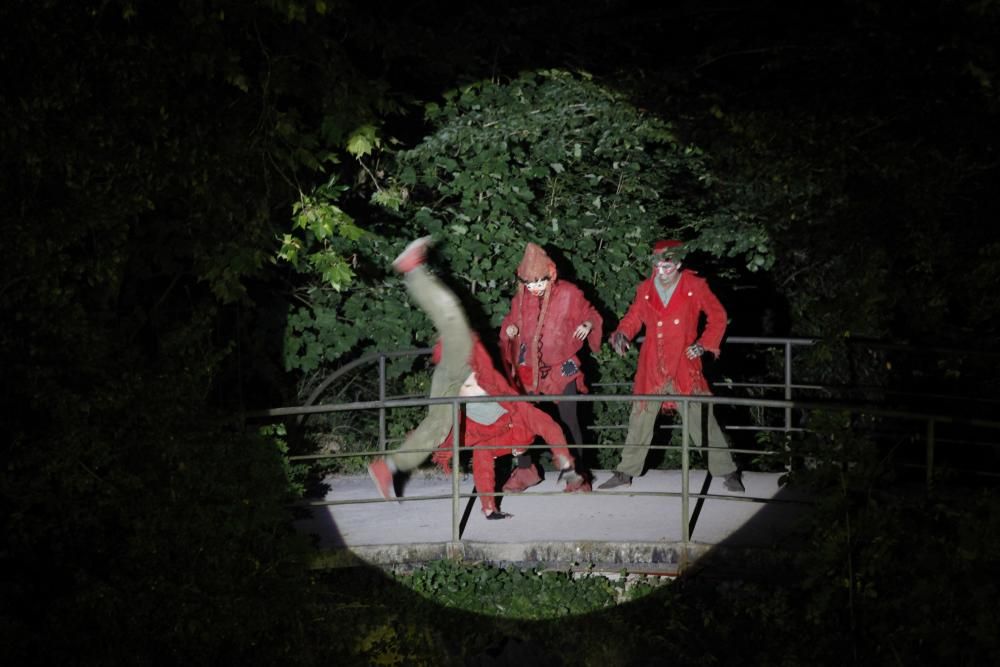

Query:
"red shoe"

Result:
[[502, 465, 542, 493], [563, 472, 593, 493], [368, 459, 395, 500], [392, 236, 432, 274]]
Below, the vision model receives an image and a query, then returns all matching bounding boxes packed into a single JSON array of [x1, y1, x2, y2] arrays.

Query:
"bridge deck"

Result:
[[295, 469, 815, 572]]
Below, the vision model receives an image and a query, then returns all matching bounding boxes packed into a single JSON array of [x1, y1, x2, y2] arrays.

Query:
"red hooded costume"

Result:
[[499, 243, 603, 395]]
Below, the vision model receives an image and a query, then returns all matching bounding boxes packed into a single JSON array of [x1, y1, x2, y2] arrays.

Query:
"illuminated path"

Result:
[[295, 469, 814, 572]]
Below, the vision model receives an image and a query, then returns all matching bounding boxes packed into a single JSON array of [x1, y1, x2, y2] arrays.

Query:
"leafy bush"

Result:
[[281, 69, 773, 464], [397, 560, 658, 619]]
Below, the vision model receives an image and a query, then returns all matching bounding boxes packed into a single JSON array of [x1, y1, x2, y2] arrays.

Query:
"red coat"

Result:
[[432, 400, 573, 512], [430, 337, 573, 511], [614, 271, 727, 409], [499, 280, 603, 395], [431, 335, 513, 398]]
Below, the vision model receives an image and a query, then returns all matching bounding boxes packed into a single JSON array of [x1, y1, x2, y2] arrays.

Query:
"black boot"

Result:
[[597, 471, 632, 489]]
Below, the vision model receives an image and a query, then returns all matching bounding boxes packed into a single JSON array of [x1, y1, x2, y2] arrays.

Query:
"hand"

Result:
[[505, 324, 518, 338], [611, 331, 630, 356], [573, 321, 593, 341], [685, 342, 705, 359], [431, 448, 453, 475]]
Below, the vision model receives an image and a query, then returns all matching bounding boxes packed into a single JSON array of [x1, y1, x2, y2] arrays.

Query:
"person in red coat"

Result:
[[597, 240, 745, 492], [430, 366, 581, 519], [498, 243, 602, 492]]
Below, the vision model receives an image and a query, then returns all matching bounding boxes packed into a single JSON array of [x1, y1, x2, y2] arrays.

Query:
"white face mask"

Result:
[[459, 372, 487, 397], [523, 277, 550, 296], [654, 259, 681, 282]]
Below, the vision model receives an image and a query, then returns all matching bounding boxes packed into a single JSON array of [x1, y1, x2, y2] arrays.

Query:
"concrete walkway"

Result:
[[295, 469, 815, 572]]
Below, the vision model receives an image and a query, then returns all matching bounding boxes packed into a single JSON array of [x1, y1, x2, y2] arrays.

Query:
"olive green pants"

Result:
[[388, 266, 473, 472], [615, 387, 737, 479]]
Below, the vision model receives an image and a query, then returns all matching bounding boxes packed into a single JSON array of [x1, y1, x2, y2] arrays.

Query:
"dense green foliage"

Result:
[[398, 559, 659, 619], [283, 70, 775, 468], [282, 70, 772, 375]]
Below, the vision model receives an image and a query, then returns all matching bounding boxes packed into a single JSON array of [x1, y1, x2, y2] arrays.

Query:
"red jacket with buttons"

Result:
[[614, 270, 727, 409]]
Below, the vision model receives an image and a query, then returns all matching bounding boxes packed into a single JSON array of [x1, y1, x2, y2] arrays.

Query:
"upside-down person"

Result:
[[429, 362, 584, 519], [498, 243, 602, 492], [367, 236, 586, 519]]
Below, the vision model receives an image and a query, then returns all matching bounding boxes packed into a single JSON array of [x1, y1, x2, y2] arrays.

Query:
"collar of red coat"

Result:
[[430, 335, 517, 397], [642, 269, 700, 301]]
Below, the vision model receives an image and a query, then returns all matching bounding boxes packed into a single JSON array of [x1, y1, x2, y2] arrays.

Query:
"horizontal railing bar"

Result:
[[714, 382, 826, 391], [290, 442, 787, 462], [251, 393, 1000, 430], [282, 336, 1000, 566], [724, 426, 808, 432], [725, 336, 818, 346], [897, 463, 1000, 478], [296, 490, 813, 509], [588, 424, 809, 433]]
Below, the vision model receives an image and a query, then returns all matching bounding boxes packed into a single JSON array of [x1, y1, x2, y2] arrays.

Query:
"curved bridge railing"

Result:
[[250, 389, 1000, 561], [294, 336, 820, 450]]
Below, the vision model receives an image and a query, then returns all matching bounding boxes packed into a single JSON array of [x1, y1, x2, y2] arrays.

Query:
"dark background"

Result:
[[3, 1, 999, 664]]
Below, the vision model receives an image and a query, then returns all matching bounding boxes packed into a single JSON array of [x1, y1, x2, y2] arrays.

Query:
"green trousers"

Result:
[[388, 266, 473, 472], [615, 387, 737, 479]]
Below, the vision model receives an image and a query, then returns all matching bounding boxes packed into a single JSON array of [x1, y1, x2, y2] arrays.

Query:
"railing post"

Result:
[[784, 341, 793, 432], [926, 418, 935, 488], [378, 353, 387, 453], [681, 397, 690, 549], [451, 398, 462, 547]]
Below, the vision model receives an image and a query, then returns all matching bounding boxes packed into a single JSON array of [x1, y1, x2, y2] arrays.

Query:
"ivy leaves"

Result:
[[391, 69, 772, 322], [280, 182, 366, 292], [398, 560, 658, 620], [279, 69, 775, 382]]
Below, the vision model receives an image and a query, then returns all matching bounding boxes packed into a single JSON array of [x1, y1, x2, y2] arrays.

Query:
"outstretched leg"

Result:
[[473, 448, 510, 519], [686, 401, 744, 492], [369, 239, 474, 497], [615, 399, 659, 478], [556, 381, 585, 460]]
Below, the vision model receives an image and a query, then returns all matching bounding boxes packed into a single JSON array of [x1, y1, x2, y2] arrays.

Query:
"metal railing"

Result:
[[250, 336, 1000, 562], [253, 390, 1000, 556], [296, 336, 821, 452], [724, 336, 817, 432]]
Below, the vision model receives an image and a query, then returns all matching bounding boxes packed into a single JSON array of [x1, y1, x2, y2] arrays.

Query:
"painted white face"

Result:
[[459, 372, 487, 397], [523, 277, 550, 297], [654, 258, 682, 283]]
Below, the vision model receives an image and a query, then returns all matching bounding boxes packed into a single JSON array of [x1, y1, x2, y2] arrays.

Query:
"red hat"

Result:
[[516, 243, 557, 282], [652, 239, 683, 256]]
